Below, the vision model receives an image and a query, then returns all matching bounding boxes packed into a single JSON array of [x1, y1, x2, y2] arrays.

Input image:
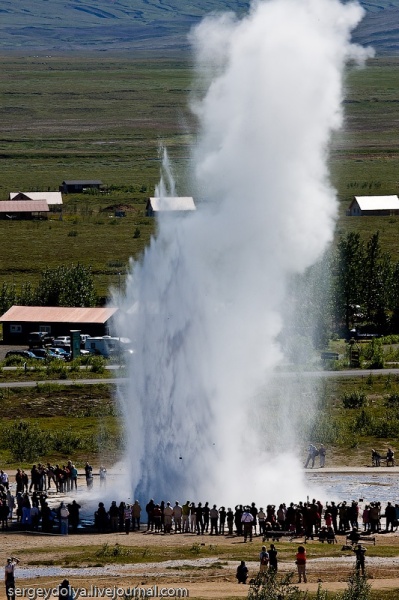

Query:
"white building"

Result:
[[348, 195, 399, 216]]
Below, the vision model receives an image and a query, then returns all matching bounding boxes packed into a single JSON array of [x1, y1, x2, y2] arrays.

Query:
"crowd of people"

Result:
[[1, 460, 398, 539]]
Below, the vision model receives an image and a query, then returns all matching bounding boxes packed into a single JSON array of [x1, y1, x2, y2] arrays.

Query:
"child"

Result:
[[296, 545, 307, 583]]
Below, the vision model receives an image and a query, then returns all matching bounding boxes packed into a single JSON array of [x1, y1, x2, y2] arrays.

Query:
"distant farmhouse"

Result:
[[348, 195, 399, 216], [0, 305, 118, 344], [146, 196, 196, 217], [0, 200, 49, 220], [60, 180, 103, 194], [9, 191, 63, 211]]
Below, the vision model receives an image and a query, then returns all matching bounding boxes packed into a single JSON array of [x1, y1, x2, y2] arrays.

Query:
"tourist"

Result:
[[164, 502, 173, 534], [242, 506, 254, 542], [132, 500, 141, 531], [5, 556, 19, 599], [59, 502, 69, 535], [153, 504, 162, 532], [259, 545, 269, 572], [235, 505, 243, 536], [84, 462, 93, 489], [258, 507, 266, 536], [99, 466, 107, 487], [70, 464, 78, 491], [189, 502, 197, 533], [354, 544, 366, 575], [236, 561, 248, 584], [268, 544, 278, 571], [226, 507, 234, 536], [386, 447, 395, 466], [124, 503, 132, 534], [218, 506, 226, 535], [68, 500, 81, 533], [58, 579, 74, 600], [304, 444, 318, 468], [296, 545, 307, 583], [209, 504, 219, 535], [181, 501, 190, 533], [0, 470, 9, 490], [108, 501, 119, 532], [319, 444, 326, 467], [196, 502, 204, 535], [371, 449, 381, 467], [146, 499, 155, 531], [203, 502, 210, 533]]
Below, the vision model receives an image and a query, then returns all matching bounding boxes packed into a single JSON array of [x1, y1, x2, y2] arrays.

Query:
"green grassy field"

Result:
[[1, 55, 399, 297]]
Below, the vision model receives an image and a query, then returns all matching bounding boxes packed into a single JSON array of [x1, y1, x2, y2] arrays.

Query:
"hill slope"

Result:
[[0, 0, 398, 54]]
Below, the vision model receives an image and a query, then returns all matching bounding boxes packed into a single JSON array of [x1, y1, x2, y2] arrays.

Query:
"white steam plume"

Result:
[[115, 0, 372, 505]]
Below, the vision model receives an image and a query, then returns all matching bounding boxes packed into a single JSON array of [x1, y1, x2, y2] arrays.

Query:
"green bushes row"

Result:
[[0, 420, 122, 461]]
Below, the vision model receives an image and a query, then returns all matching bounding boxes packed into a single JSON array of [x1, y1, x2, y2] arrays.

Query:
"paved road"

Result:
[[0, 377, 128, 388], [1, 368, 398, 388]]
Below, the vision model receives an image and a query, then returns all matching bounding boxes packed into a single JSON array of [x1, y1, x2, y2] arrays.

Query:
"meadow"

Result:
[[1, 55, 399, 296]]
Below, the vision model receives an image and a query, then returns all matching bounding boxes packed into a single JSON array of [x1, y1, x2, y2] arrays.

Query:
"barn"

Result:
[[9, 191, 63, 210], [146, 196, 196, 217], [348, 195, 399, 216], [0, 200, 49, 220], [0, 306, 118, 344], [60, 180, 103, 194]]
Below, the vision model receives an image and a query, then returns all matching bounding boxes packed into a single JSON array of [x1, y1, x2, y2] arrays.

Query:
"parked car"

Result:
[[48, 347, 71, 361], [53, 336, 71, 350], [5, 350, 44, 360], [28, 331, 54, 348], [30, 348, 64, 360]]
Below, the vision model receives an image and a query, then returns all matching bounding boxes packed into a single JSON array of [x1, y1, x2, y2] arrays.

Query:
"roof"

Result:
[[148, 197, 196, 212], [353, 195, 399, 211], [0, 201, 49, 213], [0, 306, 118, 324], [62, 180, 102, 185], [10, 192, 63, 205]]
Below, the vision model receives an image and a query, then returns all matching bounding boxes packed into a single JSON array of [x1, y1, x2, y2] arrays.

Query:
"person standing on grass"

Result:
[[259, 545, 269, 572], [268, 543, 278, 571], [296, 545, 307, 583], [319, 444, 326, 467], [354, 544, 366, 575], [5, 556, 19, 599]]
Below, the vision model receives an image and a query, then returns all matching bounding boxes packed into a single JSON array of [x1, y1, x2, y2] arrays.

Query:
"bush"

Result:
[[51, 430, 83, 454], [342, 391, 367, 408], [1, 420, 49, 461], [385, 393, 399, 406], [88, 355, 106, 373], [248, 571, 302, 600]]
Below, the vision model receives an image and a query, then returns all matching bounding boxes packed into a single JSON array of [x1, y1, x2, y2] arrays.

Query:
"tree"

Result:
[[334, 232, 365, 332], [35, 263, 97, 307]]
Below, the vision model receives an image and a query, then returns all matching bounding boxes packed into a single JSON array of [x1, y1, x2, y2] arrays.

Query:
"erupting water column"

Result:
[[115, 0, 372, 504]]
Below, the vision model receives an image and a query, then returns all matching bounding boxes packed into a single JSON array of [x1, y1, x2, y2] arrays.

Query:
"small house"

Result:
[[60, 180, 103, 194], [0, 200, 49, 220], [146, 196, 196, 217], [348, 195, 399, 216], [9, 191, 63, 212]]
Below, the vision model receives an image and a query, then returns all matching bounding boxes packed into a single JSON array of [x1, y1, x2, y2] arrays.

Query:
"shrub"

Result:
[[248, 571, 302, 600], [52, 430, 83, 454], [385, 393, 399, 406], [1, 420, 49, 461], [88, 355, 106, 373], [342, 391, 367, 408]]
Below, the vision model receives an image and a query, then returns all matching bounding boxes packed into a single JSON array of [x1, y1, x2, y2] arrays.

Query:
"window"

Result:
[[10, 324, 22, 333], [40, 325, 51, 334]]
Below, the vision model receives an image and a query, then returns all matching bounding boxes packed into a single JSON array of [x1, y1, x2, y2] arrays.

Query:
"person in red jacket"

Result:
[[296, 545, 307, 583]]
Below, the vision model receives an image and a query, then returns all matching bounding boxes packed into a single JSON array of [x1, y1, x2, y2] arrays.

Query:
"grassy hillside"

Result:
[[0, 54, 399, 296], [0, 0, 398, 54]]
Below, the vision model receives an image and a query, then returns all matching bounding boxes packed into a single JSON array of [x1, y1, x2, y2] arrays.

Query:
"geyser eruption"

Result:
[[116, 0, 371, 504]]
